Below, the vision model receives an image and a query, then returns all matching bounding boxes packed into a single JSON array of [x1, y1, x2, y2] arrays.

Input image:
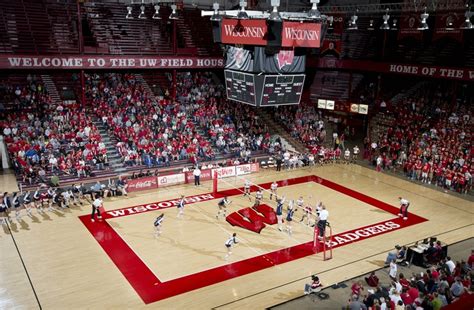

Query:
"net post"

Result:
[[213, 171, 218, 194]]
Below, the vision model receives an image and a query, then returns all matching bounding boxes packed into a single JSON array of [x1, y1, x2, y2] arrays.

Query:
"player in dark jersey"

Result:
[[216, 197, 231, 219], [177, 195, 185, 218], [224, 233, 238, 260], [154, 213, 164, 237]]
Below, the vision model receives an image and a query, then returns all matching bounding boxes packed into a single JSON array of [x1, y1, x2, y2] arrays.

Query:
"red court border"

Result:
[[79, 175, 427, 304]]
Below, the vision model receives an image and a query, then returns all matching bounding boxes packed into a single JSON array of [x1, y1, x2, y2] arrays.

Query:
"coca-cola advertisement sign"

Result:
[[128, 176, 158, 192]]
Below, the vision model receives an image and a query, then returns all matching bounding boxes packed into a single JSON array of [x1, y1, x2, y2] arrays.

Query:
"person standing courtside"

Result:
[[193, 166, 201, 186], [317, 205, 329, 240], [91, 195, 103, 222]]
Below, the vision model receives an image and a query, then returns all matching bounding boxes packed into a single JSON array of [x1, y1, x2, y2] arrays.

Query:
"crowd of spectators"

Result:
[[88, 72, 217, 167], [89, 71, 274, 169], [368, 86, 473, 194], [1, 76, 106, 185], [345, 250, 473, 310], [273, 105, 327, 148]]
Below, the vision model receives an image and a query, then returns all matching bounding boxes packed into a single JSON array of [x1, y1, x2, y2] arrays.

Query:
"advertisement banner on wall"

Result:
[[212, 166, 236, 179], [185, 169, 213, 183], [157, 173, 185, 187], [128, 176, 158, 192]]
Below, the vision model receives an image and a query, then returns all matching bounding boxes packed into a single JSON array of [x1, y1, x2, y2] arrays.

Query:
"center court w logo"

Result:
[[226, 204, 277, 233]]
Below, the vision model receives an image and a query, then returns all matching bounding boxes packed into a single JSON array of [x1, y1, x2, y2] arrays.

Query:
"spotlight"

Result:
[[126, 6, 133, 19], [308, 0, 321, 20], [169, 4, 178, 20], [268, 0, 281, 21], [210, 2, 222, 21], [237, 0, 249, 19], [138, 3, 146, 19], [327, 16, 334, 29], [417, 7, 429, 31], [152, 5, 161, 19], [391, 18, 398, 30], [367, 19, 374, 31], [461, 5, 473, 29], [348, 10, 358, 30], [380, 8, 390, 30]]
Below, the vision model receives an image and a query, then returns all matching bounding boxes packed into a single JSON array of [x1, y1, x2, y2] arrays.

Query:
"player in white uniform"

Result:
[[243, 180, 251, 201], [224, 233, 238, 260], [254, 189, 263, 207], [300, 204, 313, 226], [154, 213, 164, 237], [398, 197, 410, 220], [177, 195, 185, 218], [270, 181, 278, 200], [344, 149, 351, 164], [216, 196, 231, 219]]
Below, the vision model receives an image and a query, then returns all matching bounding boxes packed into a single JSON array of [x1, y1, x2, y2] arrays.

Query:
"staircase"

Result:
[[92, 119, 125, 172], [390, 81, 427, 106], [258, 110, 308, 154], [135, 74, 158, 100], [40, 74, 62, 104]]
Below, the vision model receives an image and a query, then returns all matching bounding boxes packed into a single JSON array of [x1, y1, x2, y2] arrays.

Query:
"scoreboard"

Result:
[[224, 70, 257, 106], [225, 70, 305, 107], [260, 74, 305, 106]]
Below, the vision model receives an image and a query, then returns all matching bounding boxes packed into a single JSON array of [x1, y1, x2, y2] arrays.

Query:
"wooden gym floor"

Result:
[[0, 164, 473, 309]]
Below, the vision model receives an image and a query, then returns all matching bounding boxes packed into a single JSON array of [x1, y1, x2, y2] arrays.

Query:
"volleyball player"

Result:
[[296, 196, 304, 211], [275, 197, 284, 231], [12, 192, 21, 221], [270, 181, 278, 200], [300, 204, 313, 226], [398, 197, 410, 220], [286, 202, 296, 236], [243, 180, 251, 201], [0, 197, 8, 225], [91, 194, 103, 222], [224, 233, 238, 260], [177, 195, 185, 218], [33, 186, 44, 214], [254, 189, 263, 207], [216, 196, 231, 219], [1, 192, 11, 224], [344, 148, 351, 164], [154, 213, 164, 237], [22, 191, 35, 217]]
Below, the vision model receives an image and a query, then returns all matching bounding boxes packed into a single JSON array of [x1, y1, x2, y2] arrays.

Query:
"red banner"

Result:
[[433, 11, 464, 42], [221, 19, 268, 46], [127, 176, 158, 193], [398, 0, 423, 41], [0, 55, 224, 69], [281, 22, 321, 48], [320, 39, 342, 57]]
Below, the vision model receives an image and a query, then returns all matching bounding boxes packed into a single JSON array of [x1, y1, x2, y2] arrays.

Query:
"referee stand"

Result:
[[313, 222, 333, 261]]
